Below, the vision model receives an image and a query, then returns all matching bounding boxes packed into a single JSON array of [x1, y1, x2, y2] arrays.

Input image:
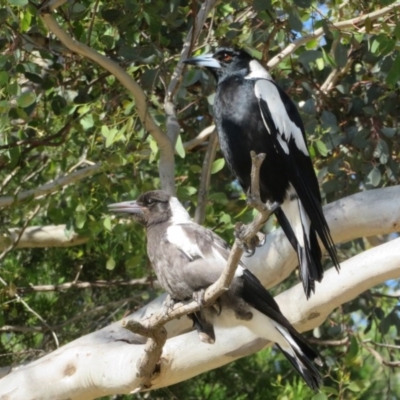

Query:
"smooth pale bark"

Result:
[[0, 225, 88, 251], [1, 238, 399, 399], [1, 186, 399, 399]]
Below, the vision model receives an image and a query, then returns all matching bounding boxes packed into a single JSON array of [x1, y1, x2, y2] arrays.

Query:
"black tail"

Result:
[[275, 208, 323, 298], [276, 340, 322, 391], [240, 269, 322, 391]]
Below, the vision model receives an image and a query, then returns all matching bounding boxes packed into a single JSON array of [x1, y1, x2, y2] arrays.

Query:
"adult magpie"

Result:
[[109, 190, 322, 390], [184, 47, 339, 298]]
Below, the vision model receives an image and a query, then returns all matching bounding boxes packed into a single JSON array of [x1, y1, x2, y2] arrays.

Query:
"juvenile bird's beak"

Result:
[[184, 53, 221, 69], [108, 201, 145, 215]]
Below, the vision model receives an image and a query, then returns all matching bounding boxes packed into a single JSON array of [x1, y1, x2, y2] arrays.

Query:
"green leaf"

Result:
[[211, 158, 225, 174], [16, 92, 36, 108], [381, 127, 396, 138], [293, 0, 311, 7], [103, 216, 112, 231], [8, 0, 28, 5], [334, 41, 348, 68], [312, 393, 328, 400], [366, 167, 382, 187], [374, 139, 389, 164], [298, 50, 322, 70], [51, 95, 67, 115], [75, 213, 86, 229], [315, 140, 328, 157], [20, 9, 31, 32], [101, 125, 118, 148], [24, 72, 43, 84], [175, 134, 185, 158], [0, 8, 9, 23], [253, 0, 271, 11], [288, 9, 303, 32], [347, 335, 359, 361], [0, 70, 8, 85], [347, 380, 366, 392], [8, 145, 20, 168], [394, 23, 400, 40], [386, 53, 400, 86], [80, 114, 94, 130], [101, 8, 121, 23], [106, 257, 116, 270]]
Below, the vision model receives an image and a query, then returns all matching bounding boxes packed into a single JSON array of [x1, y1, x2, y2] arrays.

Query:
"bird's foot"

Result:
[[265, 200, 280, 213], [234, 222, 266, 256], [192, 289, 206, 306], [162, 295, 177, 316]]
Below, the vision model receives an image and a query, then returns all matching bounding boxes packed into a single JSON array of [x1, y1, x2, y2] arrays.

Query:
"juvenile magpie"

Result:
[[109, 190, 322, 390], [184, 48, 340, 298]]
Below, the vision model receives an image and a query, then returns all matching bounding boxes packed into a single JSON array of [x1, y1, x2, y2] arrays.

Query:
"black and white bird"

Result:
[[184, 48, 339, 298], [109, 190, 322, 390]]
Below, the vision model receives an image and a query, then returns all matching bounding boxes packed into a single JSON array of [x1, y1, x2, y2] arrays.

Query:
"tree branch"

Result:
[[16, 278, 150, 294], [163, 0, 218, 194], [1, 237, 399, 398], [39, 10, 175, 193], [267, 3, 400, 69], [0, 164, 101, 208], [194, 129, 218, 224], [184, 124, 216, 152], [0, 225, 88, 251]]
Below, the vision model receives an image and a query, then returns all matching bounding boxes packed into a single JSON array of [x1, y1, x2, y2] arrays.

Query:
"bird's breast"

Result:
[[213, 78, 289, 202]]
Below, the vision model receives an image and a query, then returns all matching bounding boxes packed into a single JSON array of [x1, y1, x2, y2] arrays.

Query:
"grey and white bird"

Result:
[[184, 48, 340, 298], [109, 190, 322, 390]]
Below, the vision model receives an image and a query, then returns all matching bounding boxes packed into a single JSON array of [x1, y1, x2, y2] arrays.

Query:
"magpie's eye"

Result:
[[221, 53, 233, 62], [146, 199, 155, 206]]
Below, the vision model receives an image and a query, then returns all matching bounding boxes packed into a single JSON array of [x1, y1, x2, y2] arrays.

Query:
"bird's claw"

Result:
[[234, 222, 266, 256], [192, 289, 206, 306], [266, 200, 280, 213], [162, 295, 177, 316]]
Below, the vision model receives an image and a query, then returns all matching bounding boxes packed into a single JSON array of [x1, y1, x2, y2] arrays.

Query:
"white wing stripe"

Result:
[[254, 80, 309, 156], [166, 225, 204, 260]]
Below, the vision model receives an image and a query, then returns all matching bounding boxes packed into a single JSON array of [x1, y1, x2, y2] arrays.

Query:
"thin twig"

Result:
[[16, 278, 151, 294], [361, 341, 400, 368], [0, 164, 101, 208], [267, 3, 400, 69], [184, 125, 215, 152], [308, 337, 350, 346]]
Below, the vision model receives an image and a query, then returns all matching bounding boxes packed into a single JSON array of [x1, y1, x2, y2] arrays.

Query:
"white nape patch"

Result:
[[280, 184, 311, 248], [245, 60, 272, 80], [254, 80, 309, 156], [169, 197, 191, 224], [166, 225, 203, 261]]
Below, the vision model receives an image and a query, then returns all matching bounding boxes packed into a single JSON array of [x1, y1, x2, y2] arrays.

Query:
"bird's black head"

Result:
[[108, 190, 191, 228], [184, 47, 253, 81], [108, 190, 172, 227]]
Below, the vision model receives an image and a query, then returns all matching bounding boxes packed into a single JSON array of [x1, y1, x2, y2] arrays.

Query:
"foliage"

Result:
[[0, 0, 400, 398]]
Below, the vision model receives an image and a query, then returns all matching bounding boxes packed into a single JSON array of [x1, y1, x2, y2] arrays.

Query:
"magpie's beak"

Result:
[[108, 201, 145, 216], [184, 53, 221, 69]]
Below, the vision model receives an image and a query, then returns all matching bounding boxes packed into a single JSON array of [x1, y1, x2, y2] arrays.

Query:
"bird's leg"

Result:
[[162, 295, 177, 316], [237, 152, 282, 255], [234, 222, 263, 256], [265, 200, 280, 213], [192, 288, 206, 306]]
